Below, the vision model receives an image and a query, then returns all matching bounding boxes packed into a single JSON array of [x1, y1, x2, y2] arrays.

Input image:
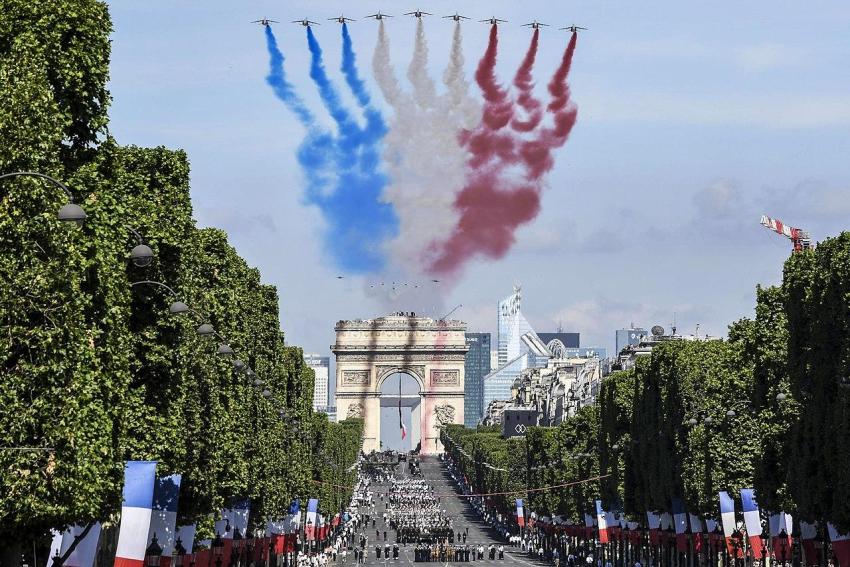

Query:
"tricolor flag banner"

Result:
[[398, 377, 407, 441], [801, 522, 820, 567], [595, 501, 609, 544], [719, 491, 737, 555], [53, 524, 102, 567], [740, 489, 764, 559], [175, 525, 196, 555], [671, 498, 689, 552], [647, 512, 661, 546], [227, 499, 251, 538], [769, 513, 793, 560], [114, 461, 158, 567], [516, 499, 525, 528], [584, 513, 595, 539], [287, 499, 302, 533], [47, 530, 64, 566], [689, 514, 704, 553], [147, 474, 182, 566], [305, 498, 319, 541], [827, 523, 850, 567]]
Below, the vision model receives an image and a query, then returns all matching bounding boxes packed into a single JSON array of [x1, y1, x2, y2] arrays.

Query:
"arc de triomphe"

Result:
[[332, 313, 467, 455]]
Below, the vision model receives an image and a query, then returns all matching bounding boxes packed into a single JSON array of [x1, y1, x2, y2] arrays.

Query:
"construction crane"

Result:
[[760, 215, 812, 253]]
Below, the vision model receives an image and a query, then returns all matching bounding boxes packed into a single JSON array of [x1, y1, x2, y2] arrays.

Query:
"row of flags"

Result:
[[49, 461, 333, 567], [514, 488, 850, 566]]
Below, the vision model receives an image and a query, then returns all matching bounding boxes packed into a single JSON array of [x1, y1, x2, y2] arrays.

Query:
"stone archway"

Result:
[[332, 313, 467, 455], [379, 370, 422, 452]]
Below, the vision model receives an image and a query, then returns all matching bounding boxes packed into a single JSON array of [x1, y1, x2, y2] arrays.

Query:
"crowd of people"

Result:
[[386, 477, 454, 544]]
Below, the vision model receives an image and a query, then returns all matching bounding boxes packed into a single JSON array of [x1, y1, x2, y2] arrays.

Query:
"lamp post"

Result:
[[173, 538, 187, 567], [233, 528, 244, 567], [145, 534, 163, 567], [778, 528, 790, 566], [731, 529, 744, 567], [212, 533, 225, 567], [0, 171, 86, 224], [128, 227, 154, 267]]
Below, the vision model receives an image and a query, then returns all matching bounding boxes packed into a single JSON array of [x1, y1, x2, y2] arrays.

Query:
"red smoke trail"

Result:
[[520, 32, 579, 180], [511, 29, 543, 133], [429, 31, 579, 276]]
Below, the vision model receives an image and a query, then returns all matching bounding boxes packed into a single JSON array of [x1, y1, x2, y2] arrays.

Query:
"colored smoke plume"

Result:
[[428, 29, 579, 276], [511, 29, 543, 132], [264, 25, 396, 274], [373, 20, 479, 279]]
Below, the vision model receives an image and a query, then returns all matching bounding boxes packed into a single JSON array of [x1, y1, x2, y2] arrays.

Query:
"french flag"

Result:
[[226, 499, 251, 539], [646, 512, 661, 546], [769, 513, 793, 560], [49, 524, 102, 567], [595, 501, 609, 544], [719, 491, 737, 556], [114, 461, 158, 567], [672, 498, 689, 552], [828, 523, 850, 567], [147, 474, 182, 567], [305, 498, 319, 540], [740, 489, 764, 559], [689, 513, 704, 553], [801, 522, 819, 566], [516, 499, 525, 528]]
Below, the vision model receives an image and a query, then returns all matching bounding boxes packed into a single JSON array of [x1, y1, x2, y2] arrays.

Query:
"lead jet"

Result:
[[291, 18, 320, 27], [560, 25, 588, 33], [328, 15, 355, 24], [366, 11, 393, 20], [480, 16, 507, 25], [252, 18, 279, 27], [405, 9, 432, 18], [443, 12, 469, 22], [523, 20, 549, 29]]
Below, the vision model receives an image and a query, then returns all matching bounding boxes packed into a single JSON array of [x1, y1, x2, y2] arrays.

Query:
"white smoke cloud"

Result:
[[372, 20, 480, 280]]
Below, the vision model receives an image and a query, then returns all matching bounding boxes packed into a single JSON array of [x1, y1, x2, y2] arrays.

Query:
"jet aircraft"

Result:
[[366, 11, 393, 20], [405, 9, 432, 18], [291, 18, 320, 27], [252, 18, 278, 27], [523, 20, 549, 29], [560, 25, 588, 33], [328, 15, 355, 24], [443, 13, 469, 21], [480, 16, 507, 25]]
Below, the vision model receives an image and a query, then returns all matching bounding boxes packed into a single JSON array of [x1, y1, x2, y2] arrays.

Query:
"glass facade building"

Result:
[[464, 333, 492, 428]]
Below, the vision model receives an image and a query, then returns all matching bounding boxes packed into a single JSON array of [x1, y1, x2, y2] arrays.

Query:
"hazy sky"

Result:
[[106, 1, 850, 359]]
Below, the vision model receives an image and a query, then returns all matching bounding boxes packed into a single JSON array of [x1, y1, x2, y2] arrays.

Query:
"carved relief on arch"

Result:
[[434, 404, 456, 429], [346, 402, 365, 419]]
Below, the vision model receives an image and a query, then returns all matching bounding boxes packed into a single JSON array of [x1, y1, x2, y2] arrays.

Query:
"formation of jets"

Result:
[[254, 13, 586, 32]]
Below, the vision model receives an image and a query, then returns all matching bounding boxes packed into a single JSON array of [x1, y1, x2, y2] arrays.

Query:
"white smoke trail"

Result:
[[373, 21, 480, 280]]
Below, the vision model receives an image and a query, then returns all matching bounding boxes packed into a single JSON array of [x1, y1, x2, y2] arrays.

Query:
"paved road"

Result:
[[350, 456, 546, 567]]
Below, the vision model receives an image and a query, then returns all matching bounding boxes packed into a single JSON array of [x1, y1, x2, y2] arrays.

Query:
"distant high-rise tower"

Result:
[[498, 285, 538, 366], [464, 333, 491, 428], [304, 354, 330, 411], [615, 326, 647, 356]]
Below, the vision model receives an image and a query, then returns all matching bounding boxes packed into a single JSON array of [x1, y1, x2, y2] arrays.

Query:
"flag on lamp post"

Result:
[[595, 501, 609, 544], [740, 489, 764, 559], [800, 522, 819, 566], [647, 512, 661, 546], [114, 461, 158, 567], [769, 513, 793, 560], [52, 524, 102, 567], [672, 498, 689, 552], [516, 499, 525, 528], [147, 474, 182, 566], [175, 525, 196, 558], [306, 499, 319, 541], [827, 523, 850, 567]]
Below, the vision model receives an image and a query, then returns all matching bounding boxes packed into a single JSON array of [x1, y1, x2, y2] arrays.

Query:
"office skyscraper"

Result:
[[304, 353, 330, 411], [464, 333, 491, 428]]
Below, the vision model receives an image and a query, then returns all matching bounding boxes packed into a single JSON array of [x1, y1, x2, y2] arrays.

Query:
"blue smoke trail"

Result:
[[264, 25, 397, 273], [264, 26, 313, 125]]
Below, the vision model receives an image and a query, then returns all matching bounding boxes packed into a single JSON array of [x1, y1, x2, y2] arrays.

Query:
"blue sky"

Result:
[[106, 1, 850, 359]]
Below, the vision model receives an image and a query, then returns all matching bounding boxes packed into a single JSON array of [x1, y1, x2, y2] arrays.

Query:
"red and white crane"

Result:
[[760, 215, 812, 252]]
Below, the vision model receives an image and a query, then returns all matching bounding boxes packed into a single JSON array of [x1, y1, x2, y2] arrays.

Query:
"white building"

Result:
[[304, 353, 330, 412]]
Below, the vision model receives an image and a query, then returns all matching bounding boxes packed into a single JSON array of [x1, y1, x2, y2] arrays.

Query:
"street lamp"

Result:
[[776, 392, 788, 402], [145, 534, 163, 567], [233, 528, 244, 566], [173, 537, 187, 567], [212, 532, 225, 567], [232, 359, 246, 371], [777, 528, 789, 565], [0, 171, 86, 224], [128, 227, 154, 267], [197, 323, 215, 336], [131, 281, 191, 317], [218, 343, 235, 356]]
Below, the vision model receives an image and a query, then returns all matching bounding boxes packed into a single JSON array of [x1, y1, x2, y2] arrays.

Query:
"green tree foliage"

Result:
[[784, 235, 850, 529], [598, 370, 634, 511], [0, 0, 332, 550]]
